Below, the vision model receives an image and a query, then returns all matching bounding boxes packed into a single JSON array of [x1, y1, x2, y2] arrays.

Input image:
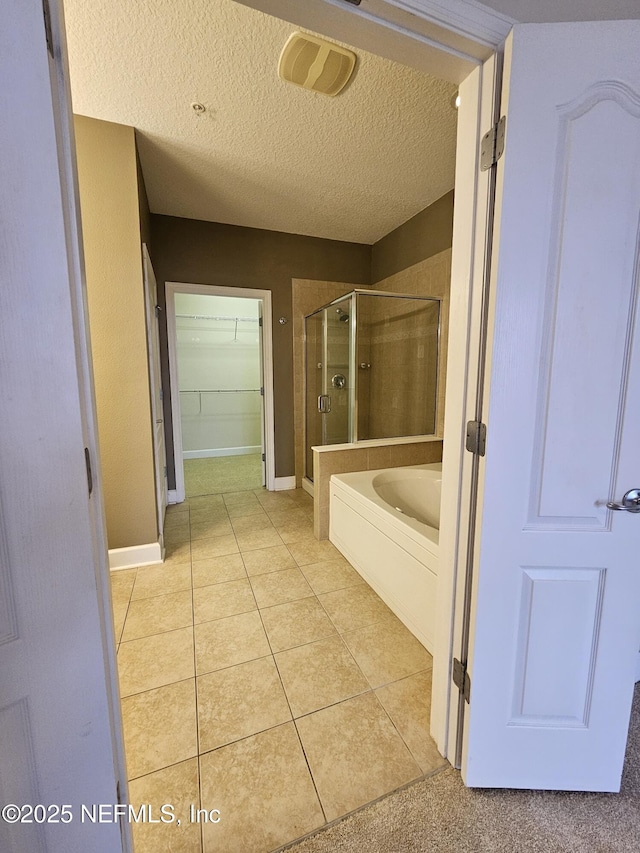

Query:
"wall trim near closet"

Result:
[[108, 540, 164, 570], [183, 445, 261, 460], [274, 476, 297, 491]]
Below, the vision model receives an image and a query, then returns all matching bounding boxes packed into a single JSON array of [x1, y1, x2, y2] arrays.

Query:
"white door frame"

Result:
[[166, 282, 277, 500], [142, 244, 168, 548]]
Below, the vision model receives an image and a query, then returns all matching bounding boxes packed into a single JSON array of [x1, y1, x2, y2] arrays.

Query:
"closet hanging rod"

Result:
[[175, 313, 258, 322], [179, 389, 261, 393]]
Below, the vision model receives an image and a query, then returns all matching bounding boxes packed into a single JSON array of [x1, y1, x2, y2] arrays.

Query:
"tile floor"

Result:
[[110, 486, 447, 853]]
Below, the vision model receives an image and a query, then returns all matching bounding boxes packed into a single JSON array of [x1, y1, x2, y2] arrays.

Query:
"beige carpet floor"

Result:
[[287, 685, 640, 853], [184, 453, 263, 497]]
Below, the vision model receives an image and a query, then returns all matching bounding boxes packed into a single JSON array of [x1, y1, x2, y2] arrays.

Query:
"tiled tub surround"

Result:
[[313, 438, 443, 540], [330, 464, 441, 653], [111, 488, 446, 853]]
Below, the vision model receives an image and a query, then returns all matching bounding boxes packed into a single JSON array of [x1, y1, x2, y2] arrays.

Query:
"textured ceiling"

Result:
[[64, 0, 458, 244]]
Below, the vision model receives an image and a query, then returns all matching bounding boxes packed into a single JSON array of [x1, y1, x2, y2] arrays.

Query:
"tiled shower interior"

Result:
[[111, 487, 446, 852]]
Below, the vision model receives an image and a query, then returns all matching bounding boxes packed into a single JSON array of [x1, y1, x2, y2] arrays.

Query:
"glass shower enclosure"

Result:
[[304, 289, 441, 481]]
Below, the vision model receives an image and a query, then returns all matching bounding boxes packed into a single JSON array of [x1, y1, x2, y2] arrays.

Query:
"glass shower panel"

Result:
[[324, 297, 352, 447], [304, 311, 324, 481], [356, 294, 440, 440]]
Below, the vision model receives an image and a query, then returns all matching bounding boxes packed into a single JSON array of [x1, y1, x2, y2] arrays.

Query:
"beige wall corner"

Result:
[[74, 115, 158, 550]]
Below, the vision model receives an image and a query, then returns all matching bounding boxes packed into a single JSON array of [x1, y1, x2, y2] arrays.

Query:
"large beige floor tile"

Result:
[[189, 494, 225, 508], [189, 504, 230, 524], [195, 610, 270, 675], [318, 584, 395, 632], [118, 627, 194, 696], [121, 679, 197, 779], [266, 508, 308, 526], [241, 545, 296, 576], [235, 527, 284, 553], [255, 492, 297, 510], [199, 723, 324, 853], [110, 568, 137, 604], [275, 635, 369, 718], [191, 534, 239, 561], [197, 656, 291, 753], [193, 578, 256, 623], [190, 517, 234, 540], [300, 559, 365, 595], [128, 758, 201, 853], [163, 541, 191, 563], [112, 600, 129, 645], [223, 491, 260, 507], [287, 538, 341, 566], [131, 562, 192, 600], [274, 519, 315, 544], [296, 692, 421, 821], [375, 670, 447, 774], [164, 510, 191, 530], [342, 618, 432, 687], [230, 512, 273, 534], [121, 590, 193, 642], [192, 554, 246, 588], [163, 529, 192, 550], [261, 597, 336, 653], [249, 567, 313, 608], [226, 501, 267, 519]]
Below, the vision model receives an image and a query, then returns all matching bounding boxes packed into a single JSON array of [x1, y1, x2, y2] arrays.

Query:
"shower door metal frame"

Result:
[[303, 289, 442, 478]]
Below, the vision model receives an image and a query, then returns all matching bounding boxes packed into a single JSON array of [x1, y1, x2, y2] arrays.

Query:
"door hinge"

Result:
[[84, 448, 93, 496], [155, 304, 161, 318], [42, 0, 54, 57], [260, 386, 264, 396], [258, 316, 263, 327], [261, 453, 266, 462], [453, 658, 471, 704], [466, 420, 486, 456], [480, 115, 506, 171]]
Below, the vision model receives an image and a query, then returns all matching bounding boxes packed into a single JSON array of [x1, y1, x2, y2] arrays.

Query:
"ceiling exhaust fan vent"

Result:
[[278, 32, 356, 97]]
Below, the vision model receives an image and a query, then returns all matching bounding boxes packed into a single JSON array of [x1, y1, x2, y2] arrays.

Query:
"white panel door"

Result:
[[1, 0, 126, 850], [143, 245, 168, 539], [464, 21, 640, 791]]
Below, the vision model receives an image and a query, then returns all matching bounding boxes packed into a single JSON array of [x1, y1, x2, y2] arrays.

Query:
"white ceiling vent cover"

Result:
[[278, 32, 356, 97]]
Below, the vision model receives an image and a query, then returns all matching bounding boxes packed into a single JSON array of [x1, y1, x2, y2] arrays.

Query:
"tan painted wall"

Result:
[[74, 115, 157, 549]]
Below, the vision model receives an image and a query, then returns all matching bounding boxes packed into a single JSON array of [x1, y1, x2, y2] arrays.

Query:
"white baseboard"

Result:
[[182, 445, 260, 460], [109, 540, 165, 571], [301, 477, 314, 498], [274, 475, 296, 491], [167, 489, 179, 504]]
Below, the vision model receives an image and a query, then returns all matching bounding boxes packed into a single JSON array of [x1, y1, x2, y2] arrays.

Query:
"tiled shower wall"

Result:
[[373, 249, 452, 439], [292, 250, 451, 489]]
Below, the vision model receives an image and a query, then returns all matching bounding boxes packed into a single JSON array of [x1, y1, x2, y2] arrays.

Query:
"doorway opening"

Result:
[[166, 283, 276, 502]]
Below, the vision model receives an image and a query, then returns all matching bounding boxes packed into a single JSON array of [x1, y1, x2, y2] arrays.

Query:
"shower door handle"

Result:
[[318, 395, 331, 414]]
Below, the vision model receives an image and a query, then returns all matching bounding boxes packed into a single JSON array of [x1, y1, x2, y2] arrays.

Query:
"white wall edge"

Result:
[[274, 476, 296, 491], [183, 445, 260, 460], [109, 541, 164, 570]]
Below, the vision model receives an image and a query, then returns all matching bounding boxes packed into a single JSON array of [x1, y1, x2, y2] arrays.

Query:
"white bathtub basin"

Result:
[[372, 468, 441, 529], [329, 463, 441, 652]]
